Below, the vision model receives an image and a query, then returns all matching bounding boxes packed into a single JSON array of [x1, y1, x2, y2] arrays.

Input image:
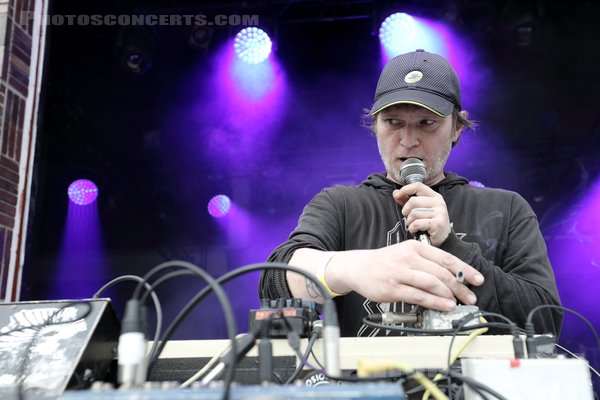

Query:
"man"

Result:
[[259, 49, 562, 337]]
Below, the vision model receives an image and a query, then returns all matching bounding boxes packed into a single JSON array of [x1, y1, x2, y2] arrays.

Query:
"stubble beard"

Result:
[[378, 144, 452, 186]]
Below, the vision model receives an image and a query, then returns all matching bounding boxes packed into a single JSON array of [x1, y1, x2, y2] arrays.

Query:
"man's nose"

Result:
[[400, 127, 419, 148]]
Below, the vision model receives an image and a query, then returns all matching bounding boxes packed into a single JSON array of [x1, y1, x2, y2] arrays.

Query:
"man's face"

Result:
[[374, 104, 461, 186]]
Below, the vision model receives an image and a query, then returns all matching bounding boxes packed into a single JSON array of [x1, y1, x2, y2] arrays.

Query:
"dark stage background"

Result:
[[21, 0, 600, 375]]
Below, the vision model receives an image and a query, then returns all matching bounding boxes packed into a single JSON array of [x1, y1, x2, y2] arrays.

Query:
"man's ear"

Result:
[[452, 131, 461, 144], [452, 125, 462, 144], [453, 110, 468, 142]]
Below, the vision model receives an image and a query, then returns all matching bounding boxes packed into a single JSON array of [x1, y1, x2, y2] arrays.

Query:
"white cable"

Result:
[[180, 337, 240, 388], [554, 343, 600, 379]]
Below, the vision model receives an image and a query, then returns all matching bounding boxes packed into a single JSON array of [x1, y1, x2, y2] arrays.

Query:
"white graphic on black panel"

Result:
[[357, 299, 391, 337], [0, 306, 88, 399], [386, 220, 403, 247]]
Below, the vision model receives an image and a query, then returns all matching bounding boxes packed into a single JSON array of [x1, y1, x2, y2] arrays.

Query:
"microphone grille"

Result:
[[400, 158, 426, 185]]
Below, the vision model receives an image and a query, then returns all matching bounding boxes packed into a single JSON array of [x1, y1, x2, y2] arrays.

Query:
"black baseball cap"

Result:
[[370, 49, 462, 117]]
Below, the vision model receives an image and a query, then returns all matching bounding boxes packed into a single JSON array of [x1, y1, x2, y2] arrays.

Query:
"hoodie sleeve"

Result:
[[440, 193, 562, 337], [258, 188, 341, 300]]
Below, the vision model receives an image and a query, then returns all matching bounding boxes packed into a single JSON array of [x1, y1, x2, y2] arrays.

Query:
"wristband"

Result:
[[315, 253, 347, 298]]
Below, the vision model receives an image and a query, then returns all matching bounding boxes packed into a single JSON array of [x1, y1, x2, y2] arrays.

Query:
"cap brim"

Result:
[[370, 89, 454, 117]]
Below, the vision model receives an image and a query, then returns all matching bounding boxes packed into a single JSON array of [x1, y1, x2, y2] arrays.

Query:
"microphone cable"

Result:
[[147, 262, 340, 379], [93, 274, 163, 364], [129, 260, 237, 400]]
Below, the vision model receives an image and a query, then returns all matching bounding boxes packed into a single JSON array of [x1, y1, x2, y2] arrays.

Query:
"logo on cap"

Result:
[[404, 70, 423, 83]]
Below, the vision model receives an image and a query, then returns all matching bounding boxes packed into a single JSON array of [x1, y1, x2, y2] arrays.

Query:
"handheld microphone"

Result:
[[399, 158, 431, 245]]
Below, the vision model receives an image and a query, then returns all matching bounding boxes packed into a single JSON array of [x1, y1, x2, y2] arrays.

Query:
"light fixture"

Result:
[[234, 27, 272, 64], [208, 194, 232, 218], [68, 179, 99, 206]]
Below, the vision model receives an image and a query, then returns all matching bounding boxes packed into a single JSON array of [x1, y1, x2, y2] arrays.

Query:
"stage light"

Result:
[[116, 27, 155, 75], [234, 27, 272, 64], [469, 180, 486, 188], [68, 179, 99, 206], [379, 13, 418, 56], [378, 12, 447, 60], [208, 194, 231, 218], [189, 26, 214, 51], [501, 1, 543, 47], [124, 53, 147, 73]]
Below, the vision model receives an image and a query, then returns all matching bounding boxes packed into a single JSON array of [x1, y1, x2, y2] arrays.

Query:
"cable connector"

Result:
[[367, 312, 418, 325], [526, 334, 556, 358], [117, 299, 148, 388], [258, 337, 273, 384], [451, 312, 478, 329], [512, 335, 526, 359], [322, 300, 341, 378], [311, 319, 323, 337], [418, 305, 479, 331]]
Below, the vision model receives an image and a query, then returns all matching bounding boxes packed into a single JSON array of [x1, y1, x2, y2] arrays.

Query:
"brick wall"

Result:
[[0, 0, 44, 300]]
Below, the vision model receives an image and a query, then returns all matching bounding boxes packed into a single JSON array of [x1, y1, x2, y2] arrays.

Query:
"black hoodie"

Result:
[[259, 172, 562, 337]]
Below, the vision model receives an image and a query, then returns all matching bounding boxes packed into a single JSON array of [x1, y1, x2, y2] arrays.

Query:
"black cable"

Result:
[[139, 270, 195, 304], [425, 383, 464, 400], [284, 329, 320, 384], [362, 310, 519, 399], [454, 383, 464, 400], [401, 367, 507, 400], [462, 382, 492, 400], [310, 344, 326, 371], [409, 372, 483, 400], [147, 262, 336, 375], [476, 311, 519, 332], [131, 261, 189, 300], [93, 275, 148, 298], [129, 260, 237, 400], [256, 311, 276, 384], [278, 312, 324, 376], [258, 336, 273, 384], [526, 304, 600, 350], [404, 379, 462, 398], [445, 312, 481, 399], [441, 311, 517, 399], [92, 274, 164, 362], [443, 370, 510, 400]]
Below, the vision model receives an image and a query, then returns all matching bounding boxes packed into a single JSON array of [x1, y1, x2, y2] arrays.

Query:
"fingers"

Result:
[[410, 253, 477, 304], [410, 243, 484, 304], [405, 209, 436, 234], [359, 242, 485, 312], [398, 191, 444, 220], [423, 245, 485, 288], [393, 182, 435, 205], [406, 208, 450, 246], [394, 184, 451, 246], [392, 285, 457, 312], [399, 268, 455, 301], [362, 268, 457, 311]]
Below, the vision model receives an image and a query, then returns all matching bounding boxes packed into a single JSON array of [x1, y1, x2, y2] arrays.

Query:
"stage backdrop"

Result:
[[14, 1, 600, 380]]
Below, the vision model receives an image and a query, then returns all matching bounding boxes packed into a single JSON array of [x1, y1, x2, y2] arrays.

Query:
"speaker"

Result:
[[0, 298, 120, 399]]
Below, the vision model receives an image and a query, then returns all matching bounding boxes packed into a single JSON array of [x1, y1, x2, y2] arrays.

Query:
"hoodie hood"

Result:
[[362, 171, 469, 193]]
